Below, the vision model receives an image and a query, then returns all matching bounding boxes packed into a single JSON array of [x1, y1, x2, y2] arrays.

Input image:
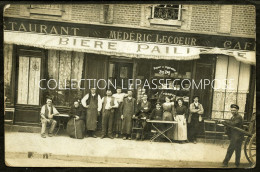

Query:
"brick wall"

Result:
[[4, 4, 20, 16], [190, 5, 219, 33], [71, 4, 101, 23], [113, 4, 141, 26], [230, 5, 255, 36], [4, 4, 255, 37]]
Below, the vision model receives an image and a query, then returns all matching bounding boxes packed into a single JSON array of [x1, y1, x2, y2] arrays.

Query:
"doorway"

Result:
[[108, 60, 133, 93]]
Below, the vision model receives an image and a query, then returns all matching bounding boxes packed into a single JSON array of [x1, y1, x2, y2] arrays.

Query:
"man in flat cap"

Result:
[[221, 104, 243, 168], [40, 97, 59, 138], [81, 87, 102, 138]]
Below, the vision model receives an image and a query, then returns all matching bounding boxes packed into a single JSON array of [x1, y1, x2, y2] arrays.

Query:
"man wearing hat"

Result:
[[81, 87, 102, 138], [221, 104, 243, 168], [136, 94, 151, 140], [101, 89, 119, 139], [40, 97, 59, 138], [121, 90, 137, 140]]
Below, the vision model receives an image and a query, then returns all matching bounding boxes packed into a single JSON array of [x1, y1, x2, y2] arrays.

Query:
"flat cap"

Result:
[[230, 104, 239, 110]]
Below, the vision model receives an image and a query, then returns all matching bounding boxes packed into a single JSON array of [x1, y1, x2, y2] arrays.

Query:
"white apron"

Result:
[[173, 115, 187, 141]]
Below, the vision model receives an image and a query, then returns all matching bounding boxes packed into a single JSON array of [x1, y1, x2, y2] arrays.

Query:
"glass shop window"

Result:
[[45, 50, 84, 107], [149, 60, 192, 106], [211, 56, 251, 120]]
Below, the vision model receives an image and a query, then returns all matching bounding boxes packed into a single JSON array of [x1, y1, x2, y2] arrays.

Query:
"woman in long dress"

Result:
[[162, 96, 175, 140], [67, 100, 85, 139], [173, 98, 189, 143]]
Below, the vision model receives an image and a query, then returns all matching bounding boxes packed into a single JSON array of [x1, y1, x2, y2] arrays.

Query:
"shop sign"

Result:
[[153, 66, 176, 76], [4, 17, 256, 51], [4, 31, 256, 64]]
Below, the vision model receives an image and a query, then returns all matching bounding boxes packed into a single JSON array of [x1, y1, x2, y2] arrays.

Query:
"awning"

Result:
[[4, 31, 255, 65]]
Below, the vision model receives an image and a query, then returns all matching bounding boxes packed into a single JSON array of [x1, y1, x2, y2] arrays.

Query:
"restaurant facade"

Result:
[[4, 4, 256, 131]]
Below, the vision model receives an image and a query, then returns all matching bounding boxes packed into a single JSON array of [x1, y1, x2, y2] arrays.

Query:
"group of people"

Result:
[[40, 87, 204, 143], [39, 87, 244, 167]]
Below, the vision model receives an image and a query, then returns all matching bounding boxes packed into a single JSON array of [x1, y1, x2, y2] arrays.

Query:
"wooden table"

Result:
[[53, 114, 70, 135], [147, 120, 177, 143]]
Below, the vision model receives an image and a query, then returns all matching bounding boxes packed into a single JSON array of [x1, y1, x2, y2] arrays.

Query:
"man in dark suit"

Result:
[[136, 94, 151, 140], [221, 104, 243, 168]]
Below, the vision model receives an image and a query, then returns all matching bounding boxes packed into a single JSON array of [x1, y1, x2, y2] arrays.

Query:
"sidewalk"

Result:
[[5, 131, 250, 167]]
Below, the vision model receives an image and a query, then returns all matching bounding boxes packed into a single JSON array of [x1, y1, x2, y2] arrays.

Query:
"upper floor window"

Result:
[[29, 4, 62, 16], [149, 4, 182, 26]]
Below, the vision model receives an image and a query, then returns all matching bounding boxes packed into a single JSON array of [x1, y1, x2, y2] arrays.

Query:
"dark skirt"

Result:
[[67, 118, 85, 139], [86, 108, 98, 131], [162, 111, 174, 140], [113, 103, 122, 133]]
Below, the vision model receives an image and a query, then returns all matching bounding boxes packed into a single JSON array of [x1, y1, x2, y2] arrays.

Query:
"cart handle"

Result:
[[222, 122, 253, 137]]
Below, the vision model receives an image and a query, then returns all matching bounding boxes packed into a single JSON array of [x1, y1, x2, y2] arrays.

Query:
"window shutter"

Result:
[[100, 5, 114, 24], [106, 5, 114, 24]]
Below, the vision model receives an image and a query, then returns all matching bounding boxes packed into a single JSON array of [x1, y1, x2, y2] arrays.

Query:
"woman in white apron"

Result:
[[173, 98, 189, 143]]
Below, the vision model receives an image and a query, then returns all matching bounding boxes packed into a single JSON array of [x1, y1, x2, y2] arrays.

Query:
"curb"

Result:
[[5, 151, 252, 168]]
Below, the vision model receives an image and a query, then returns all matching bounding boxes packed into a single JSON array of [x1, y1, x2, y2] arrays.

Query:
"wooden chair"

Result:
[[131, 117, 145, 140]]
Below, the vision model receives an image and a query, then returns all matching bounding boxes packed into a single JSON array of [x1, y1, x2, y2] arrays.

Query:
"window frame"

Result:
[[149, 4, 183, 26], [29, 4, 63, 16]]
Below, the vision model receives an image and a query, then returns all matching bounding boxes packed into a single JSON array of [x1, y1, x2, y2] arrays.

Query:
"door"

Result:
[[14, 48, 44, 124], [108, 61, 133, 93], [192, 55, 216, 119], [17, 56, 41, 105]]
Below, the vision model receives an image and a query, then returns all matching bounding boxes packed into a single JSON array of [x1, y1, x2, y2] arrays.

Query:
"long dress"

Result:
[[67, 105, 85, 139], [162, 102, 175, 139], [121, 97, 137, 135], [173, 105, 188, 141]]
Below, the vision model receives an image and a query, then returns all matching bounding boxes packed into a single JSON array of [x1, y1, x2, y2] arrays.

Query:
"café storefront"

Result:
[[4, 17, 256, 128]]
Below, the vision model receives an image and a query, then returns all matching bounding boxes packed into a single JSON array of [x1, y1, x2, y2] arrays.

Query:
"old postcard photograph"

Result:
[[3, 3, 256, 168]]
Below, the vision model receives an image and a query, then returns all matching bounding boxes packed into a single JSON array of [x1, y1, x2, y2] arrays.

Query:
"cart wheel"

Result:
[[248, 133, 256, 166], [244, 136, 251, 164]]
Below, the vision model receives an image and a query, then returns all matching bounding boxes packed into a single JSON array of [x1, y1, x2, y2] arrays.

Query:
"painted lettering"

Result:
[[224, 41, 232, 49], [109, 31, 117, 39], [29, 24, 36, 32], [50, 26, 58, 34], [108, 42, 117, 50], [94, 41, 103, 48], [233, 42, 241, 50], [137, 44, 149, 52], [190, 38, 196, 46], [40, 25, 47, 33], [59, 37, 69, 45], [71, 28, 79, 36], [9, 22, 17, 30], [61, 27, 69, 35], [81, 40, 90, 47], [18, 23, 27, 32], [151, 46, 160, 53]]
